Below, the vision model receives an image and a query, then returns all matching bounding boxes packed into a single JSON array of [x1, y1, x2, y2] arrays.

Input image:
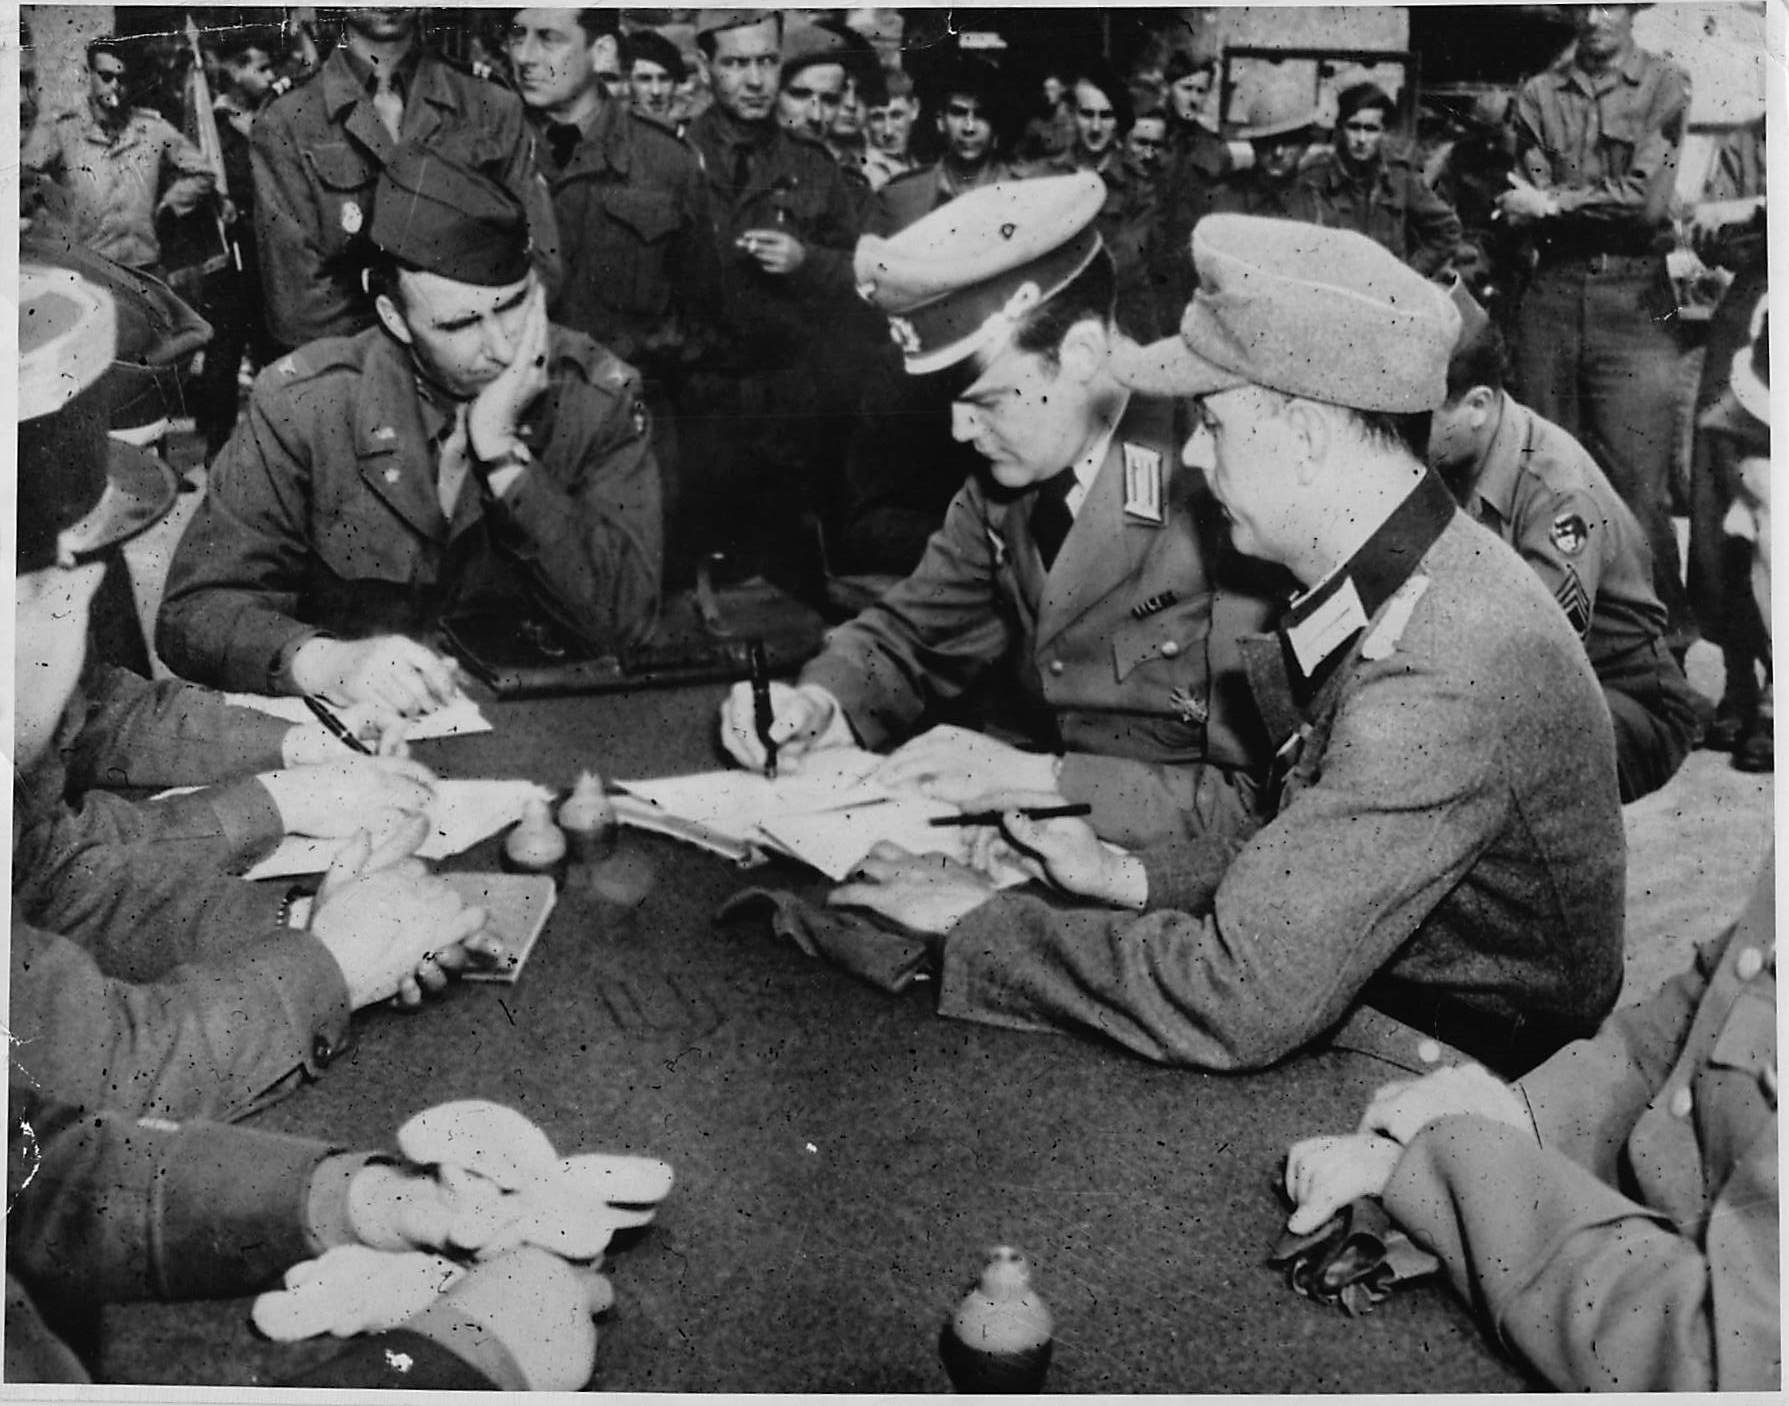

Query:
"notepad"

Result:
[[224, 692, 493, 741], [240, 779, 553, 880], [439, 872, 557, 984]]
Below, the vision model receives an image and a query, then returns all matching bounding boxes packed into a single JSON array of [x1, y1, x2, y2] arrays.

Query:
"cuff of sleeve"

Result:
[[304, 1151, 386, 1254], [214, 778, 287, 864], [271, 630, 327, 695], [799, 656, 892, 749], [402, 1297, 533, 1391], [1139, 837, 1232, 914]]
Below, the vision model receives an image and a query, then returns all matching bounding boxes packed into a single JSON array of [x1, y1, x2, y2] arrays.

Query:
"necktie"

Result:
[[546, 121, 582, 171], [731, 142, 753, 193], [437, 402, 472, 520], [1030, 469, 1077, 571], [372, 76, 404, 141]]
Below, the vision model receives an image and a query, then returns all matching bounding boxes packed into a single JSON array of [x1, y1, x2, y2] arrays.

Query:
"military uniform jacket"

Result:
[[1289, 147, 1462, 276], [1514, 42, 1690, 256], [21, 107, 215, 270], [158, 326, 662, 694], [1019, 151, 1161, 337], [872, 159, 1020, 236], [251, 47, 563, 351], [1463, 394, 1699, 713], [804, 394, 1278, 849], [1384, 860, 1777, 1391], [937, 475, 1627, 1074], [534, 98, 720, 373], [687, 108, 862, 369]]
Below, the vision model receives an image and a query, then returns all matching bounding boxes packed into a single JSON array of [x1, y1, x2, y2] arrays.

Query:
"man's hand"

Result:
[[871, 731, 1058, 805], [1687, 197, 1764, 257], [988, 797, 1148, 909], [737, 228, 807, 276], [828, 841, 998, 935], [307, 829, 499, 1009], [718, 680, 853, 771], [1496, 174, 1558, 224], [1282, 1133, 1404, 1235], [291, 635, 463, 717], [1359, 1064, 1534, 1146], [282, 703, 413, 762], [468, 282, 551, 468], [257, 757, 437, 840]]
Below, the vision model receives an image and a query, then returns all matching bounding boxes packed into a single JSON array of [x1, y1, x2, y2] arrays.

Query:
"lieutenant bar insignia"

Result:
[[1122, 443, 1164, 524]]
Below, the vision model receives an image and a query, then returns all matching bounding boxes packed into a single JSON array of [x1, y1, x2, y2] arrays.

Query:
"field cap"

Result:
[[370, 146, 531, 286], [855, 172, 1106, 374], [781, 19, 850, 79], [1112, 214, 1461, 413], [18, 264, 177, 570], [694, 10, 776, 41]]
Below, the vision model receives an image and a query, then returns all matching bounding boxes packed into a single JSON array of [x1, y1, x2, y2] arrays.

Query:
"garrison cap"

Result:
[[18, 264, 177, 571], [781, 18, 851, 79], [694, 9, 777, 41], [855, 172, 1107, 375], [369, 145, 531, 286], [1113, 215, 1460, 413]]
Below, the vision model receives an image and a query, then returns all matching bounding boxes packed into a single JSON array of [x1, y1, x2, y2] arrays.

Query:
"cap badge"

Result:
[[888, 316, 922, 357], [340, 200, 363, 235], [1122, 443, 1164, 524]]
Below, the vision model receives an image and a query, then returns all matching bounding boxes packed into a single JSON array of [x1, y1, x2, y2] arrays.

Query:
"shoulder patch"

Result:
[[1360, 574, 1431, 661], [1549, 512, 1590, 556]]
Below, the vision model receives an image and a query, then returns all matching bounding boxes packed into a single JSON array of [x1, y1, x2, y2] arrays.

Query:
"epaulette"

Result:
[[265, 338, 362, 387], [553, 329, 640, 396]]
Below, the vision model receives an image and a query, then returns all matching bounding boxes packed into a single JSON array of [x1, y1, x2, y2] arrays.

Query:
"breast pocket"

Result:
[[594, 187, 681, 316], [1105, 599, 1216, 753], [304, 143, 377, 249], [313, 485, 425, 585]]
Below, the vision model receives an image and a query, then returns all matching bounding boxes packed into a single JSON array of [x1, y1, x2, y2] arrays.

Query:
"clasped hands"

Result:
[[1282, 1064, 1536, 1234]]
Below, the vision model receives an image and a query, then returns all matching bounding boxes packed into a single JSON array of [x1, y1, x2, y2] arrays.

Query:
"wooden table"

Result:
[[100, 688, 1534, 1392]]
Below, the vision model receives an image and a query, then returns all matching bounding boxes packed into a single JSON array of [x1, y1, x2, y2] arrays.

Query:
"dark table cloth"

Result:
[[97, 687, 1534, 1391]]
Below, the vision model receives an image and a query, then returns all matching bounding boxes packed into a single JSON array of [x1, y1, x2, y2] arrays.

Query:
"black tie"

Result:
[[731, 143, 754, 192], [1030, 470, 1076, 571], [546, 121, 582, 171]]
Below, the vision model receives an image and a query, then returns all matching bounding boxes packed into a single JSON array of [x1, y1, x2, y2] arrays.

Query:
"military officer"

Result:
[[1430, 281, 1703, 802], [830, 216, 1626, 1078], [158, 148, 662, 715], [720, 174, 1280, 850], [252, 6, 562, 352]]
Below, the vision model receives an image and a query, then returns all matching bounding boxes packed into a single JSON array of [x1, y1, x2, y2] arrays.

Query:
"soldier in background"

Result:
[[873, 53, 1017, 235], [251, 6, 561, 352], [624, 28, 687, 130], [862, 68, 917, 191]]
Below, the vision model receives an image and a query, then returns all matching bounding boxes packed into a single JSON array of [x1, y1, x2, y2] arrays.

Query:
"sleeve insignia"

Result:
[[1554, 568, 1592, 635], [1549, 512, 1589, 556]]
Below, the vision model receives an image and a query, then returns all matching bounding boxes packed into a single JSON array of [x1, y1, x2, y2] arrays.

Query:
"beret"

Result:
[[1112, 215, 1461, 414], [855, 173, 1106, 374], [369, 146, 531, 287], [624, 29, 687, 82]]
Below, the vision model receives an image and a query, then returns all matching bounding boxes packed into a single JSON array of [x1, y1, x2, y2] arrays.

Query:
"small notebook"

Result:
[[440, 872, 558, 984]]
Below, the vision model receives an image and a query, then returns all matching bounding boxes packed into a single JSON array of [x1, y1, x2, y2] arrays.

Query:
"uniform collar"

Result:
[[1462, 391, 1529, 527], [325, 44, 434, 115], [1066, 389, 1130, 512], [1556, 41, 1648, 94], [541, 96, 632, 175], [79, 106, 138, 146], [1280, 470, 1457, 683]]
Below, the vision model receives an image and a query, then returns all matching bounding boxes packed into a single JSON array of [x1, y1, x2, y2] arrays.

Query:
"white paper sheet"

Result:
[[223, 692, 493, 741], [240, 779, 552, 880]]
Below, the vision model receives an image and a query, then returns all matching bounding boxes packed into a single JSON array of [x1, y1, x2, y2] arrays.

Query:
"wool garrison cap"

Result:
[[781, 18, 851, 78], [855, 172, 1107, 374], [1113, 215, 1460, 413], [369, 146, 531, 286], [18, 264, 177, 571], [694, 9, 776, 40]]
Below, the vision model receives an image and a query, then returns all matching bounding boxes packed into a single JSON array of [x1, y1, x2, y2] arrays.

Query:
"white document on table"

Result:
[[238, 779, 552, 880], [615, 740, 1033, 886], [223, 692, 492, 741]]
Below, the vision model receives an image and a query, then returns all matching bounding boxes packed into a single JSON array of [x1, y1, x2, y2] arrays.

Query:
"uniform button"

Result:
[[1048, 659, 1065, 676], [1159, 640, 1181, 659], [1669, 1086, 1693, 1119], [1416, 1039, 1442, 1065], [1736, 946, 1764, 981], [311, 1035, 337, 1067]]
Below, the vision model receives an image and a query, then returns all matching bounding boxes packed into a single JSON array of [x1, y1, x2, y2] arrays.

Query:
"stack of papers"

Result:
[[614, 744, 1031, 886]]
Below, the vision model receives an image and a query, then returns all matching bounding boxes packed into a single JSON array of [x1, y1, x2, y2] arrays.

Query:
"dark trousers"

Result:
[[1515, 255, 1692, 646]]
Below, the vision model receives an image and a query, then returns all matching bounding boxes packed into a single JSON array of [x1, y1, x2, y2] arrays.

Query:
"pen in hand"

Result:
[[748, 640, 778, 780], [303, 695, 373, 756], [930, 803, 1093, 828]]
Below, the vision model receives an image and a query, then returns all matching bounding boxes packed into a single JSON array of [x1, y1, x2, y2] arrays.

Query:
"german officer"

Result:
[[720, 174, 1279, 850], [252, 6, 562, 352], [159, 147, 662, 715], [1430, 281, 1703, 802], [831, 216, 1626, 1077]]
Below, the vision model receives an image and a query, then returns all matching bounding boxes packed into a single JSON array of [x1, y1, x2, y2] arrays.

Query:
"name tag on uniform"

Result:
[[1122, 444, 1164, 524]]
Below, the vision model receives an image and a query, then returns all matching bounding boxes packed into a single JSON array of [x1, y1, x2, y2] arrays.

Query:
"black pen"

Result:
[[748, 639, 778, 779], [929, 802, 1093, 828], [303, 695, 373, 755]]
